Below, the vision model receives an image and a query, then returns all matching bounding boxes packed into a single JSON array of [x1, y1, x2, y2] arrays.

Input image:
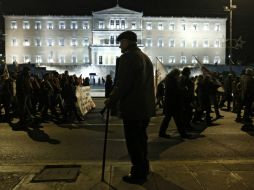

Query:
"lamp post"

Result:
[[224, 0, 237, 71]]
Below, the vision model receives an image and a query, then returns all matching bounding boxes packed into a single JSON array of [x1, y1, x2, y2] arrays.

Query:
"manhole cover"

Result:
[[31, 165, 81, 182]]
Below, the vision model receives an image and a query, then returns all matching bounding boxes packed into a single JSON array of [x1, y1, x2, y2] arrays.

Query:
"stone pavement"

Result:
[[1, 160, 254, 190]]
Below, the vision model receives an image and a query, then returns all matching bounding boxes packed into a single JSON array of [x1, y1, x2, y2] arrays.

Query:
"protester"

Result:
[[105, 30, 155, 184]]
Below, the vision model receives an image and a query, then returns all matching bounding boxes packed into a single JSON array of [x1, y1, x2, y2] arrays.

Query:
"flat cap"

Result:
[[117, 30, 137, 42]]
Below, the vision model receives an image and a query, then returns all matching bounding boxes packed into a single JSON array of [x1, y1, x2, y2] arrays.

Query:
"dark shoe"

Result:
[[122, 174, 147, 184], [159, 133, 170, 138]]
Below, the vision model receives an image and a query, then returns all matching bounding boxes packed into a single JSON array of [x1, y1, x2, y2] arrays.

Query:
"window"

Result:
[[70, 21, 78, 29], [59, 38, 65, 46], [59, 55, 65, 63], [215, 23, 220, 32], [192, 40, 198, 48], [23, 21, 30, 29], [47, 22, 54, 29], [146, 38, 152, 47], [169, 39, 175, 47], [72, 56, 78, 63], [169, 23, 175, 31], [121, 20, 125, 29], [203, 40, 209, 48], [99, 21, 104, 29], [180, 40, 186, 48], [180, 56, 187, 64], [214, 40, 221, 48], [11, 21, 17, 29], [83, 56, 89, 63], [82, 21, 89, 29], [169, 56, 176, 64], [83, 38, 89, 46], [158, 56, 163, 63], [214, 56, 221, 64], [158, 23, 163, 30], [23, 39, 30, 46], [99, 56, 103, 64], [24, 55, 30, 63], [35, 21, 41, 30], [110, 20, 115, 29], [47, 38, 54, 46], [110, 36, 115, 45], [116, 20, 120, 29], [146, 22, 152, 30], [203, 56, 209, 64], [203, 23, 209, 31], [59, 21, 66, 29], [71, 38, 78, 46], [48, 56, 54, 63], [158, 38, 164, 47], [35, 55, 42, 63], [11, 38, 17, 46], [192, 23, 198, 31], [11, 55, 17, 63], [131, 22, 136, 29], [35, 38, 41, 46], [191, 56, 198, 63], [181, 23, 186, 31]]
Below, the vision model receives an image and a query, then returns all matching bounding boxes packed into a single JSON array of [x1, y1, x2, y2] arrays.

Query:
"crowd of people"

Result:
[[157, 67, 254, 139]]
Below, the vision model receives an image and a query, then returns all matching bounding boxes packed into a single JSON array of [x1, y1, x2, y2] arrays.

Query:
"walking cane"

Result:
[[101, 107, 110, 182]]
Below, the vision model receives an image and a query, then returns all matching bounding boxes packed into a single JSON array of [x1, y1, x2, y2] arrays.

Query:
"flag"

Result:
[[155, 57, 167, 82], [2, 63, 9, 79]]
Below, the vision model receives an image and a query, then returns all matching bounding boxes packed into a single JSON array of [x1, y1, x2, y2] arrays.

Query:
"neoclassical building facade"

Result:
[[4, 5, 226, 75]]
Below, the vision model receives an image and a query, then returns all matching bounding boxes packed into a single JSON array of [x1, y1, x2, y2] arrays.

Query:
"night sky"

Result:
[[1, 0, 254, 63]]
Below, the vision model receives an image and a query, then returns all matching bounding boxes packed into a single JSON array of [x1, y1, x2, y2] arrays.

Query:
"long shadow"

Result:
[[9, 118, 61, 144]]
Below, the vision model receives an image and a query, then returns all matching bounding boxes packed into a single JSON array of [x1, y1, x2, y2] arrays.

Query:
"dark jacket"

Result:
[[109, 45, 156, 119]]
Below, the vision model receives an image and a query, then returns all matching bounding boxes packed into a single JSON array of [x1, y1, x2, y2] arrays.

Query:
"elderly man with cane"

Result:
[[104, 30, 155, 184]]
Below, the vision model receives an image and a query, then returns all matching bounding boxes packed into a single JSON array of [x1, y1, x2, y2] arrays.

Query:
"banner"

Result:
[[76, 86, 96, 116]]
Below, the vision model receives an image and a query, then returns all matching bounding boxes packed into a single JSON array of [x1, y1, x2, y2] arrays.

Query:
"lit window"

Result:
[[116, 20, 120, 29], [47, 22, 54, 29], [59, 56, 65, 63], [59, 21, 66, 29], [169, 39, 175, 47], [35, 38, 41, 46], [47, 38, 54, 46], [203, 23, 209, 31], [158, 38, 164, 47], [203, 39, 209, 48], [192, 40, 198, 48], [35, 21, 41, 30], [99, 21, 104, 29], [70, 21, 78, 29], [72, 56, 78, 63], [203, 56, 209, 64], [35, 55, 42, 63], [146, 22, 152, 30], [24, 55, 30, 63], [215, 23, 220, 32], [121, 20, 125, 29], [11, 38, 17, 46], [110, 20, 115, 29], [83, 38, 89, 46], [82, 21, 89, 29], [180, 56, 187, 64], [11, 21, 17, 29], [146, 38, 152, 47], [181, 23, 186, 31], [48, 55, 54, 63], [23, 21, 30, 29], [214, 56, 221, 64], [158, 23, 163, 30], [214, 40, 221, 48], [11, 55, 17, 63], [23, 39, 30, 46], [192, 23, 198, 31], [180, 40, 186, 48], [131, 22, 136, 29], [169, 56, 176, 64], [169, 23, 175, 31], [191, 56, 198, 63], [59, 38, 64, 46], [71, 38, 78, 46]]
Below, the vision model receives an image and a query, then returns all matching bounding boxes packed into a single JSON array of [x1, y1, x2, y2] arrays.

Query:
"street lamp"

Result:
[[224, 0, 237, 69]]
